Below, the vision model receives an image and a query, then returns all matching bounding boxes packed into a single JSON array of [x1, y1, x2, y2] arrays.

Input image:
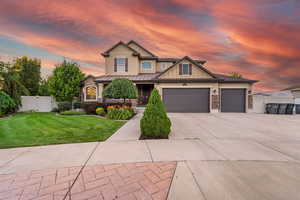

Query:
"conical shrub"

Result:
[[140, 88, 171, 139]]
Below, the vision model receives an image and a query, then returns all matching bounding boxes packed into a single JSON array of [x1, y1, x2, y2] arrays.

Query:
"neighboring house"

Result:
[[82, 40, 258, 113]]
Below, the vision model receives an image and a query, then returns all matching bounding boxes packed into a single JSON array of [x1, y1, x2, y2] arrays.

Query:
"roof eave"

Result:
[[127, 40, 157, 57], [101, 41, 140, 57], [154, 78, 220, 83], [219, 80, 259, 83]]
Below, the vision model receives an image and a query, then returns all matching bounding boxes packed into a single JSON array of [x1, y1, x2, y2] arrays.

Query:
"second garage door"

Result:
[[221, 88, 246, 112], [163, 88, 210, 113]]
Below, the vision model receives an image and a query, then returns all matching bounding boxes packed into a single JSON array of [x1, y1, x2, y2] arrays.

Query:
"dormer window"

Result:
[[114, 58, 128, 72], [141, 61, 152, 70], [179, 63, 192, 75]]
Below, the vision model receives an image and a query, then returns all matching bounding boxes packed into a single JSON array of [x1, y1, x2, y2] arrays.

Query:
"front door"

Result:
[[137, 84, 154, 105]]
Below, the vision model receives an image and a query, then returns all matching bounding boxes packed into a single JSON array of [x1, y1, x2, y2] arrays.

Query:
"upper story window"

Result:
[[115, 58, 128, 72], [141, 61, 152, 70], [85, 86, 97, 100], [160, 63, 166, 70], [180, 64, 191, 75]]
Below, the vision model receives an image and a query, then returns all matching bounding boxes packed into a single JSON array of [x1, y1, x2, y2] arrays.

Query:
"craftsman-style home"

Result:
[[82, 40, 257, 113]]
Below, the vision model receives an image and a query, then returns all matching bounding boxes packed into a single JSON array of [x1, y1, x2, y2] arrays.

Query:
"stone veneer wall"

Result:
[[248, 95, 253, 109], [212, 95, 219, 110]]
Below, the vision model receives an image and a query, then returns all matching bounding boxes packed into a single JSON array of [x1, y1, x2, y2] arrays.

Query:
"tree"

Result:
[[48, 60, 85, 102], [0, 61, 29, 108], [228, 72, 243, 78], [38, 79, 51, 96], [15, 56, 41, 95], [0, 91, 16, 115], [140, 88, 171, 139], [102, 78, 137, 103]]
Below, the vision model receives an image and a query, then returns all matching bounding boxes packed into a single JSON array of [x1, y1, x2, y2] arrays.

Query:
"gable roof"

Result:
[[156, 56, 217, 79], [127, 40, 157, 57], [101, 41, 140, 57]]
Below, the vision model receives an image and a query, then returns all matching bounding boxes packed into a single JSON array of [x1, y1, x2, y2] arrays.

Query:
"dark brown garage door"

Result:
[[163, 88, 210, 113], [221, 89, 246, 113]]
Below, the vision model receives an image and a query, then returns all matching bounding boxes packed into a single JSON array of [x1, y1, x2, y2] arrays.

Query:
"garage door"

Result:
[[221, 89, 246, 113], [163, 88, 210, 113]]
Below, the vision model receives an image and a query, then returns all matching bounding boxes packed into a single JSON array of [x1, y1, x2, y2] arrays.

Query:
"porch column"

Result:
[[97, 83, 104, 102]]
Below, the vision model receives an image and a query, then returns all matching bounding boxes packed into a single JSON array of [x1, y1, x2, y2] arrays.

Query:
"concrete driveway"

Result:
[[1, 113, 300, 199], [169, 113, 300, 141]]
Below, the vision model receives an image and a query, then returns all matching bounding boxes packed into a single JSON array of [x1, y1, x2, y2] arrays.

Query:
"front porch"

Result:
[[136, 84, 154, 106], [93, 83, 154, 106]]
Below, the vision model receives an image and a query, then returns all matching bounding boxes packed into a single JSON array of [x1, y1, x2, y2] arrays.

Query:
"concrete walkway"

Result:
[[1, 113, 300, 199]]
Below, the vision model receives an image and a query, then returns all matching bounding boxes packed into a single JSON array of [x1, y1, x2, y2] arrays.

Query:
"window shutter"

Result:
[[179, 64, 183, 75], [125, 58, 128, 72], [114, 58, 117, 72], [189, 64, 192, 75]]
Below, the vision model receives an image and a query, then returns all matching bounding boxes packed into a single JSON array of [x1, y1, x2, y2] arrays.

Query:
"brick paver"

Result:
[[0, 162, 176, 200]]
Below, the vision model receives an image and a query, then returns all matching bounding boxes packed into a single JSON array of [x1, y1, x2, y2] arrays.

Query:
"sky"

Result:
[[0, 0, 299, 91]]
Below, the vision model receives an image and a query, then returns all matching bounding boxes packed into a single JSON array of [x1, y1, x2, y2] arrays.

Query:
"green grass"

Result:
[[0, 112, 125, 149]]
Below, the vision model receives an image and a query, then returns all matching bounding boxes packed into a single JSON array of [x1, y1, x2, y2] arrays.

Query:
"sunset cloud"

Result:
[[0, 0, 299, 91]]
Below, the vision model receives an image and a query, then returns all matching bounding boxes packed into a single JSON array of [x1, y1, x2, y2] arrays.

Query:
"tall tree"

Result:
[[0, 61, 29, 108], [15, 56, 41, 95], [48, 60, 85, 102], [228, 72, 243, 78], [38, 79, 51, 96]]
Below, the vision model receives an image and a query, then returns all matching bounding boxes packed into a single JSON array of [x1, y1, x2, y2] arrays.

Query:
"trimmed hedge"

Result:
[[60, 110, 86, 115], [140, 88, 171, 139], [57, 102, 72, 112]]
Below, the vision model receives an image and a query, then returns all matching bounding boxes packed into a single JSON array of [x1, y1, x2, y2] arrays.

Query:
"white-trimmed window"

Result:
[[85, 86, 97, 100], [141, 61, 152, 70], [160, 63, 166, 70], [115, 58, 127, 72], [182, 64, 190, 75]]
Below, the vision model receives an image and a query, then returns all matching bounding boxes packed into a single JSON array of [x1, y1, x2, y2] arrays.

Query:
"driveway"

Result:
[[1, 113, 300, 199], [169, 113, 300, 141]]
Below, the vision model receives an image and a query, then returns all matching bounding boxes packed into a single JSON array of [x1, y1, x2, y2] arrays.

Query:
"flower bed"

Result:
[[106, 105, 134, 120]]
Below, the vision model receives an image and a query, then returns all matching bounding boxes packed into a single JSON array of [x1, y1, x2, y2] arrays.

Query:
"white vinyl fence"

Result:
[[253, 92, 295, 114], [20, 96, 57, 112]]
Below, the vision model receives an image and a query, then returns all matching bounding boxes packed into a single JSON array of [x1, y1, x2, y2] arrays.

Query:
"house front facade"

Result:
[[82, 40, 258, 113]]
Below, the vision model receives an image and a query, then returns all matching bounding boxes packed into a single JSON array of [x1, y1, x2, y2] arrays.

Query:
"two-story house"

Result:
[[82, 40, 258, 113]]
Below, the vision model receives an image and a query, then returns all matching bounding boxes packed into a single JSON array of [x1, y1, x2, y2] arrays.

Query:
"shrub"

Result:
[[107, 106, 134, 120], [82, 102, 132, 114], [0, 91, 16, 115], [57, 102, 72, 112], [82, 102, 100, 114], [51, 107, 59, 113], [73, 101, 83, 109], [103, 78, 137, 103], [96, 107, 106, 116], [60, 110, 86, 115], [140, 88, 171, 139]]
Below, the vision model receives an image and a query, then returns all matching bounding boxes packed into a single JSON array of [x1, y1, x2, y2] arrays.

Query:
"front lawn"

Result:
[[0, 112, 125, 149]]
